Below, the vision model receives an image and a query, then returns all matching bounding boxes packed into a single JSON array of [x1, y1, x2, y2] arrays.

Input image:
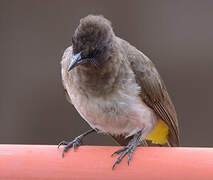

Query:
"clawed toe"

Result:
[[58, 129, 95, 158], [58, 140, 69, 148], [112, 144, 135, 169], [111, 130, 142, 169], [111, 146, 128, 157], [58, 136, 82, 157]]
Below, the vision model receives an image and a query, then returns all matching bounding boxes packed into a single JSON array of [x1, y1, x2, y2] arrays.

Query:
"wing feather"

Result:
[[120, 38, 180, 146]]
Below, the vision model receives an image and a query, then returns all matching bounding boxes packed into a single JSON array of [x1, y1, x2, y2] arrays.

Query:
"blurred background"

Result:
[[0, 0, 213, 147]]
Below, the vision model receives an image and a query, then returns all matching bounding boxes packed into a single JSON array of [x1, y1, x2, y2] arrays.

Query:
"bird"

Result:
[[58, 14, 180, 169]]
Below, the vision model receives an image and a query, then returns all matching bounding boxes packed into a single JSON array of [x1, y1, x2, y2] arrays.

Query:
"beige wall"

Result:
[[1, 0, 213, 146]]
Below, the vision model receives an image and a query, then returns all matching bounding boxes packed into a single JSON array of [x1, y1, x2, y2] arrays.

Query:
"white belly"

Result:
[[71, 92, 157, 139]]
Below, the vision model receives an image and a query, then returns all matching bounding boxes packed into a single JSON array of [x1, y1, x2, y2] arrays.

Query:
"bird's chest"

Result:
[[71, 89, 156, 136]]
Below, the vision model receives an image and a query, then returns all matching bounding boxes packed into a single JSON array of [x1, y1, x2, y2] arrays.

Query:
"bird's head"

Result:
[[68, 15, 114, 71]]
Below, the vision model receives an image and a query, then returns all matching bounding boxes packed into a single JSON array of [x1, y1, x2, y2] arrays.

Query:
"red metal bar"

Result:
[[0, 145, 213, 180]]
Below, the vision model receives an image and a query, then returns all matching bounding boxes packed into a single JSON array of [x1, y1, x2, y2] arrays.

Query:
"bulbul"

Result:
[[58, 15, 180, 168]]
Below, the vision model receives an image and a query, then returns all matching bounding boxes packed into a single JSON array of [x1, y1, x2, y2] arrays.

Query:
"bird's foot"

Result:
[[58, 129, 95, 157], [111, 130, 142, 169], [58, 135, 83, 157]]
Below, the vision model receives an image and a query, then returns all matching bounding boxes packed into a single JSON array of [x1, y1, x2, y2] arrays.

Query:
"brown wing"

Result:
[[120, 38, 180, 146], [131, 54, 179, 146]]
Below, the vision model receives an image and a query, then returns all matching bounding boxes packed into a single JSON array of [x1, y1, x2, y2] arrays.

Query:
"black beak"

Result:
[[68, 52, 88, 71]]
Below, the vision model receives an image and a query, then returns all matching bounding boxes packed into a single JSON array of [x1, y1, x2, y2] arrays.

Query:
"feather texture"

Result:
[[118, 37, 180, 146]]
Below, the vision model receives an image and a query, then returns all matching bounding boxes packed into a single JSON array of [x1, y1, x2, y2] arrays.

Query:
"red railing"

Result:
[[0, 145, 213, 180]]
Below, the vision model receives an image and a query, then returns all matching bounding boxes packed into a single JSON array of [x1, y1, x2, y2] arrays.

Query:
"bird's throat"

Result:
[[74, 60, 120, 97]]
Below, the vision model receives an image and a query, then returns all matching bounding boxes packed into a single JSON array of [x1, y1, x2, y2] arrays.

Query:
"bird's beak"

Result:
[[68, 52, 87, 71]]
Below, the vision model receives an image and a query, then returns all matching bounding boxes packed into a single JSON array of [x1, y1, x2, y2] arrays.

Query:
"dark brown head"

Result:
[[68, 15, 114, 71]]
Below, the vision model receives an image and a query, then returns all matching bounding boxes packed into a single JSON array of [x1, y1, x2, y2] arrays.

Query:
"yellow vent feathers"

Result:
[[146, 119, 169, 144]]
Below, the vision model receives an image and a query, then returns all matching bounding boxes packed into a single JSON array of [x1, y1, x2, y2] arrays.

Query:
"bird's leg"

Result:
[[58, 129, 95, 157], [111, 130, 142, 169]]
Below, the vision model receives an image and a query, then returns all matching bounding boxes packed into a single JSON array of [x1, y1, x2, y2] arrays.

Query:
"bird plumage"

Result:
[[60, 15, 179, 161], [118, 37, 180, 146]]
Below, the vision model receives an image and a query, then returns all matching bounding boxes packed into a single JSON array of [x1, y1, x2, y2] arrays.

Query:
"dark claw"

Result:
[[112, 148, 129, 169], [112, 159, 120, 169], [73, 142, 77, 151], [111, 146, 127, 157], [58, 140, 69, 149], [58, 129, 95, 158], [112, 130, 142, 169], [58, 136, 82, 157], [128, 145, 136, 165]]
